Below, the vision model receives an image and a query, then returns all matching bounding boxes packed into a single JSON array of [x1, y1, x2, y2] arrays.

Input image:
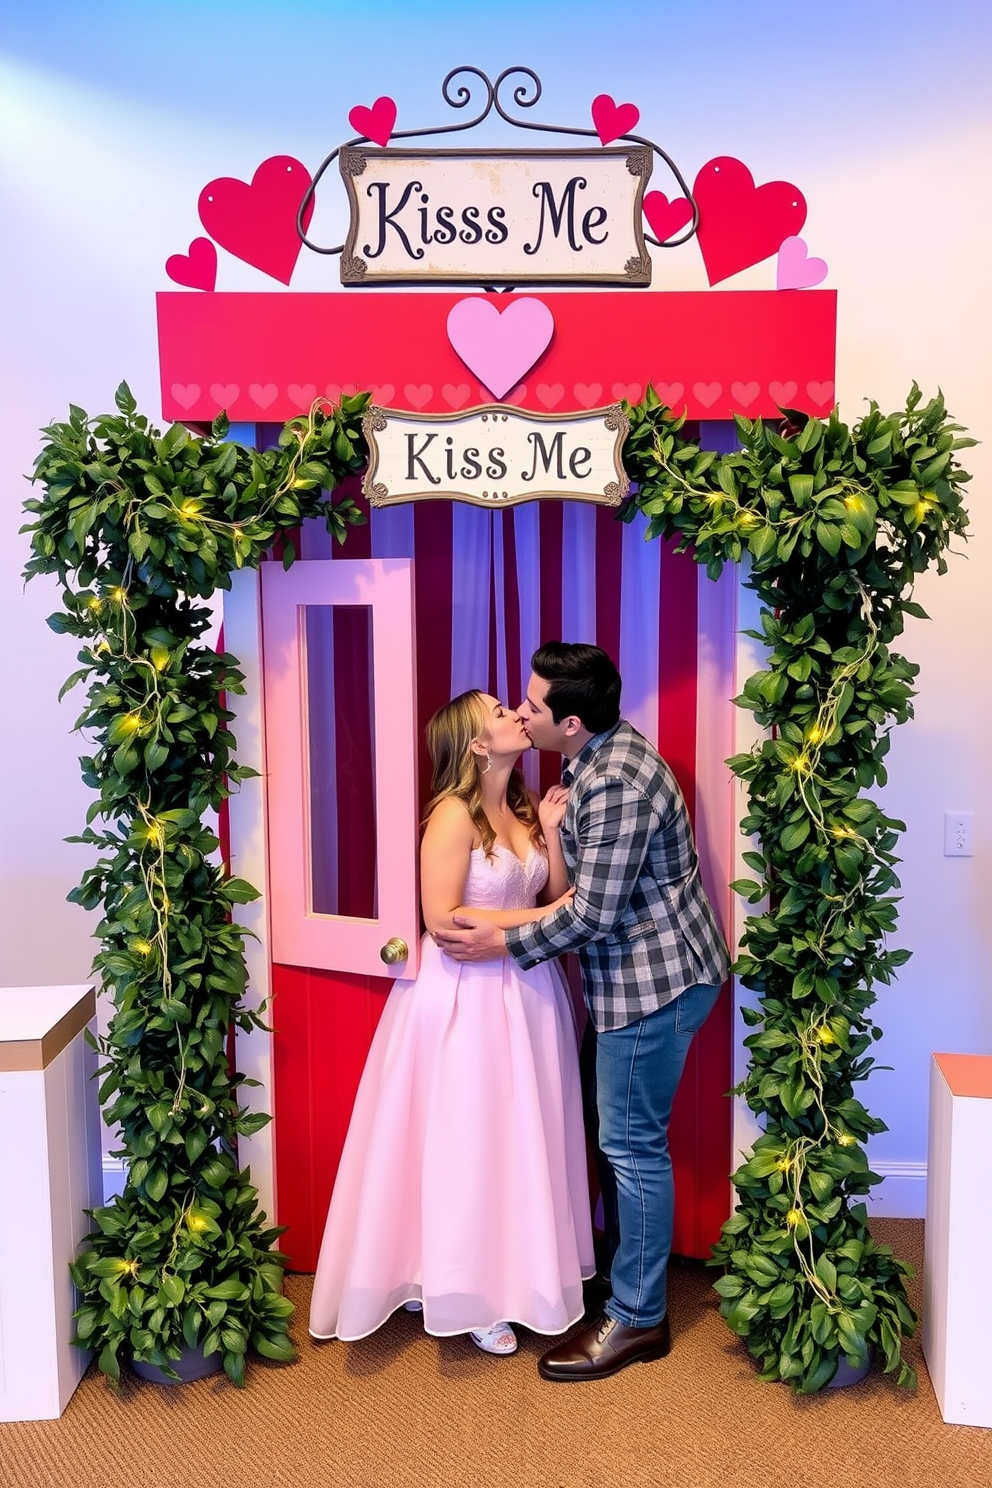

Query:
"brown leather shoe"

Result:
[[538, 1313, 671, 1382]]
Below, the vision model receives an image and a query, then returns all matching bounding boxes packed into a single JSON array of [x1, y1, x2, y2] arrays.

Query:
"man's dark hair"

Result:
[[531, 642, 622, 734]]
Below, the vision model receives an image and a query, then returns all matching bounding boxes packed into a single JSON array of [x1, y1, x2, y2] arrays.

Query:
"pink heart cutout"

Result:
[[731, 381, 760, 407], [536, 383, 565, 409], [210, 383, 240, 408], [694, 157, 807, 286], [369, 384, 395, 405], [693, 382, 722, 409], [769, 381, 799, 406], [166, 238, 217, 291], [349, 97, 397, 148], [249, 383, 278, 409], [574, 383, 604, 408], [198, 156, 314, 286], [591, 94, 640, 146], [324, 384, 360, 405], [404, 384, 433, 410], [642, 193, 693, 244], [655, 383, 685, 408], [171, 383, 201, 411], [806, 380, 835, 407], [288, 383, 318, 410], [442, 383, 471, 409], [777, 236, 828, 290], [446, 298, 554, 400], [612, 382, 643, 404]]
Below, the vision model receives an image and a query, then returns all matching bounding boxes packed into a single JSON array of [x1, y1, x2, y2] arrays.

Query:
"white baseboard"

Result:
[[97, 1158, 926, 1217], [865, 1161, 927, 1219]]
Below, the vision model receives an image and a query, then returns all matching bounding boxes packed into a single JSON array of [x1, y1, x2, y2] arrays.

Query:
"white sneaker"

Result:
[[469, 1321, 518, 1355]]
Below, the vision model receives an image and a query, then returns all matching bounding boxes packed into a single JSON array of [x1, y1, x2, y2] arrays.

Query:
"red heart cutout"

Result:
[[349, 97, 397, 148], [198, 156, 314, 286], [642, 192, 693, 244], [591, 94, 640, 146], [693, 157, 806, 286], [165, 237, 217, 291]]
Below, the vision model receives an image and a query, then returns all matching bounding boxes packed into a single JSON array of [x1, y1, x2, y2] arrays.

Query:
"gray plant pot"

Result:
[[827, 1349, 873, 1388], [130, 1346, 223, 1384]]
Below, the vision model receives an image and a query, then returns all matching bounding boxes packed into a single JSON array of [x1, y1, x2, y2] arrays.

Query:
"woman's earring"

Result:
[[481, 749, 492, 774]]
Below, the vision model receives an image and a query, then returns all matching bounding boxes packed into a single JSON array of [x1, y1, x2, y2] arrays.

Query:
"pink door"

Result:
[[261, 557, 422, 1271], [261, 558, 420, 978]]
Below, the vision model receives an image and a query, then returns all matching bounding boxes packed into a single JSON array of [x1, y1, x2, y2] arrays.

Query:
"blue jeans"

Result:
[[580, 983, 721, 1328]]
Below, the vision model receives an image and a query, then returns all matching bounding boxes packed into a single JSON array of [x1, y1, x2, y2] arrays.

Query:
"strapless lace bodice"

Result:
[[463, 844, 548, 911]]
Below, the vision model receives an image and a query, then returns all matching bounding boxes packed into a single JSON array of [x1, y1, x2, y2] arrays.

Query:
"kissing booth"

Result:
[[157, 68, 837, 1272]]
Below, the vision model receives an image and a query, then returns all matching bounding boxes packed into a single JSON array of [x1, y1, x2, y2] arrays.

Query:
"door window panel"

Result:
[[305, 605, 378, 921]]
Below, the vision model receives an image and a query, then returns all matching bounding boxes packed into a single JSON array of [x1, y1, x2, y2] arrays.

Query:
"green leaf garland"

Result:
[[624, 382, 973, 1392], [23, 386, 368, 1386]]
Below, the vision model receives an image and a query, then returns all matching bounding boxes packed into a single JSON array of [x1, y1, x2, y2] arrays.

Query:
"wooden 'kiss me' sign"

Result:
[[339, 147, 653, 286], [362, 403, 630, 509]]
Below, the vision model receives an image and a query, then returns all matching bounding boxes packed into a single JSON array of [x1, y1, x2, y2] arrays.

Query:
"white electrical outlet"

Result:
[[944, 812, 974, 857]]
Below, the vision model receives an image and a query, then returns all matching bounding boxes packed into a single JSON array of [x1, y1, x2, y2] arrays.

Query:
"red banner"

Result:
[[157, 289, 836, 426]]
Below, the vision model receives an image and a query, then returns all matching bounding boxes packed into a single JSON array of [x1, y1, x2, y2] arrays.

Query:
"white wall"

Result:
[[1, 0, 989, 1213]]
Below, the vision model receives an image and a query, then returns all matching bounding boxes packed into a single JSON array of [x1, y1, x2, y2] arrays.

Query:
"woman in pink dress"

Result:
[[308, 689, 594, 1355]]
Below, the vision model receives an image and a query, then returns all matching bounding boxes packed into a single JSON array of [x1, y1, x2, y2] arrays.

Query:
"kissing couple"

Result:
[[309, 641, 728, 1380]]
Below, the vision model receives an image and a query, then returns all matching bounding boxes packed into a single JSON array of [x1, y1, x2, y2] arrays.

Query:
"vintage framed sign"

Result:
[[339, 147, 653, 286], [362, 404, 631, 508]]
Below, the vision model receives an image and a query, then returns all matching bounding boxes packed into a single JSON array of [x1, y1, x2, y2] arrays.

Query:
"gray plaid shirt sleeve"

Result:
[[508, 776, 657, 966]]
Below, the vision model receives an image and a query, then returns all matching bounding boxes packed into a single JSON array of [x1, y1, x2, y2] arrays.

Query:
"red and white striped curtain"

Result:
[[360, 499, 689, 800]]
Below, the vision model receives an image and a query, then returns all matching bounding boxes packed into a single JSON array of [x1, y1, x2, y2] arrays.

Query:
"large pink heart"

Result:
[[694, 157, 807, 286], [198, 156, 314, 286], [166, 237, 217, 291], [777, 235, 828, 290], [446, 298, 554, 400]]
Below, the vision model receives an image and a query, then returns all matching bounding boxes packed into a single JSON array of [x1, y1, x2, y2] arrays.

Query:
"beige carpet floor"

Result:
[[2, 1220, 990, 1488]]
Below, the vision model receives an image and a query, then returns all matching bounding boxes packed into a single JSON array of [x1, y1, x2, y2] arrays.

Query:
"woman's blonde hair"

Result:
[[423, 690, 542, 859]]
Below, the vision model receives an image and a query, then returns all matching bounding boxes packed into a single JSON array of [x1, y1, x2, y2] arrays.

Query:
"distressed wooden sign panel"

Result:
[[340, 147, 652, 285], [362, 404, 630, 508]]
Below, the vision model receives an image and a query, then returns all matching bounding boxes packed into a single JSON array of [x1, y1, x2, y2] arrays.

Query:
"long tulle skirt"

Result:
[[308, 938, 595, 1340]]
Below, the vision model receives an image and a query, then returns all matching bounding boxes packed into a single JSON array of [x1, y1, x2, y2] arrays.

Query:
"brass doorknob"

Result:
[[380, 937, 409, 965]]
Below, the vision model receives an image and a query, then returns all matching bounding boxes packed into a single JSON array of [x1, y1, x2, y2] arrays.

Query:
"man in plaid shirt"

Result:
[[436, 642, 729, 1382]]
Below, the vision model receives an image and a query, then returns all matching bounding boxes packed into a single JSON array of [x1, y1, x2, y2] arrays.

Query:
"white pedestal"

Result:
[[923, 1051, 992, 1428], [0, 984, 102, 1421]]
